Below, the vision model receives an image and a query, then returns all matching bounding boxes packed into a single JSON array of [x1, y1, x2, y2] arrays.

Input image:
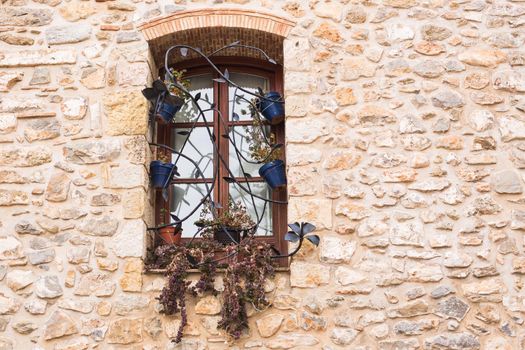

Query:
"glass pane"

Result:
[[228, 72, 269, 122], [170, 183, 212, 238], [229, 125, 270, 177], [173, 74, 214, 123], [229, 182, 272, 236], [172, 127, 214, 179]]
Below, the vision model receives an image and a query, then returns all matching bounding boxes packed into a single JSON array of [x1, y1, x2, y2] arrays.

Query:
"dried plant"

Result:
[[242, 101, 281, 163], [166, 68, 191, 98], [218, 237, 275, 339], [156, 148, 171, 163], [194, 200, 255, 231], [157, 236, 275, 343]]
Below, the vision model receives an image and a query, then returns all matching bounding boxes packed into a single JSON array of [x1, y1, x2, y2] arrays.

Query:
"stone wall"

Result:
[[1, 0, 525, 349]]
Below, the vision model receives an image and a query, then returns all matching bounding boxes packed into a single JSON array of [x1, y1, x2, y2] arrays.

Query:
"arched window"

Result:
[[155, 57, 288, 259]]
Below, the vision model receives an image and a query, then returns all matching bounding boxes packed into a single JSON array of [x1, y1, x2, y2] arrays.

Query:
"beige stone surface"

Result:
[[0, 1, 525, 349], [103, 91, 148, 136]]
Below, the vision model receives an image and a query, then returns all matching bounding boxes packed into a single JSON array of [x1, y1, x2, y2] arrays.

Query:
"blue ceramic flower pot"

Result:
[[257, 92, 284, 125], [156, 102, 181, 124], [150, 161, 174, 188], [259, 160, 286, 189]]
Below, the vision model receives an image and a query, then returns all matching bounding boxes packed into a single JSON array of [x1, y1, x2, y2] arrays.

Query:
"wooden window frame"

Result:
[[155, 57, 288, 264]]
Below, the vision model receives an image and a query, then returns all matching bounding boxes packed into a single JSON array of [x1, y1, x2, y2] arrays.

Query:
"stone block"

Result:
[[0, 189, 29, 206], [0, 72, 23, 92], [46, 25, 91, 45], [45, 172, 70, 202], [284, 38, 311, 72], [107, 318, 143, 344], [64, 139, 120, 164], [111, 219, 145, 258], [0, 114, 16, 134], [103, 164, 147, 189], [286, 117, 328, 143], [61, 97, 88, 120], [319, 236, 356, 263], [118, 62, 149, 86], [0, 7, 52, 26], [122, 189, 146, 218], [289, 197, 332, 230], [0, 50, 76, 67], [43, 311, 78, 340], [103, 91, 148, 136], [24, 119, 61, 142], [290, 261, 330, 288]]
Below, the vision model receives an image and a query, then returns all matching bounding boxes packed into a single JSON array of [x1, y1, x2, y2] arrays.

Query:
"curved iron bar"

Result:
[[160, 72, 288, 205], [226, 88, 276, 166], [167, 81, 276, 244], [149, 140, 273, 245], [191, 228, 304, 267], [171, 98, 215, 166], [166, 75, 277, 169], [149, 132, 283, 260], [146, 41, 309, 266], [164, 44, 282, 104], [148, 143, 216, 229]]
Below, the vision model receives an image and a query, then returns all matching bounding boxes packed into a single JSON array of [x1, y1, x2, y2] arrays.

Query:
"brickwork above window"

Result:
[[138, 8, 295, 66], [138, 8, 295, 40]]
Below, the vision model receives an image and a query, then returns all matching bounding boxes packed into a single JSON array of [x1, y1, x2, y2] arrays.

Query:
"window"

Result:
[[155, 57, 287, 259]]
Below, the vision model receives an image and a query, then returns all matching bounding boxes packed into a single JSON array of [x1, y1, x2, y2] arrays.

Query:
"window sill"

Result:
[[145, 267, 290, 274]]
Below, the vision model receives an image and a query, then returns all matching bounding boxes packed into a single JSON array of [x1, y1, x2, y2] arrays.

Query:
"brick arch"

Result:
[[138, 8, 296, 41]]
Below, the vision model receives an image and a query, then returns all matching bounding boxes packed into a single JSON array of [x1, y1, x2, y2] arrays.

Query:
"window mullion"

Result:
[[218, 66, 231, 210], [212, 70, 221, 209]]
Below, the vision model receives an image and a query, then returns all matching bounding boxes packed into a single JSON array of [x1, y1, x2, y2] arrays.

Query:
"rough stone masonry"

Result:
[[1, 0, 525, 349]]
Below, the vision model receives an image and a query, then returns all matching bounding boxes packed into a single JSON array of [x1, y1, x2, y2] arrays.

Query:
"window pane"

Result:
[[228, 125, 270, 178], [173, 74, 214, 123], [170, 183, 212, 238], [229, 182, 272, 236], [228, 72, 269, 122], [172, 127, 214, 179]]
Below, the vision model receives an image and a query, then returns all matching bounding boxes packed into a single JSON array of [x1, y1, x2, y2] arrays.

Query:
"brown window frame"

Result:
[[155, 57, 288, 264]]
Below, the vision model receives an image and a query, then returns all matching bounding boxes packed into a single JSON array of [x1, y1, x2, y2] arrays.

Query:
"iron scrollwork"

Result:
[[143, 42, 320, 266]]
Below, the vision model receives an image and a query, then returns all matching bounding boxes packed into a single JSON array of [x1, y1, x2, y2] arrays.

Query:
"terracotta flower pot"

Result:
[[158, 226, 182, 245]]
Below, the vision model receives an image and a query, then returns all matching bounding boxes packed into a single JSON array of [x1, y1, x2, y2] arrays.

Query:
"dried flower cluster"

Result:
[[242, 99, 281, 163], [194, 200, 255, 231], [166, 68, 191, 98], [155, 235, 275, 343]]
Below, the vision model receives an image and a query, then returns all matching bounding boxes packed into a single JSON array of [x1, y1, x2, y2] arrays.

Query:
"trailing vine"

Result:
[[218, 238, 275, 339], [158, 249, 191, 343], [155, 235, 275, 343]]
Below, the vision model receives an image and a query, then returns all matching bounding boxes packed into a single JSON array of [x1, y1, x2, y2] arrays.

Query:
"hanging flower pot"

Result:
[[150, 160, 175, 189], [142, 77, 187, 125], [214, 227, 243, 245], [158, 226, 182, 245], [156, 100, 182, 124], [256, 91, 284, 125], [259, 160, 286, 189]]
